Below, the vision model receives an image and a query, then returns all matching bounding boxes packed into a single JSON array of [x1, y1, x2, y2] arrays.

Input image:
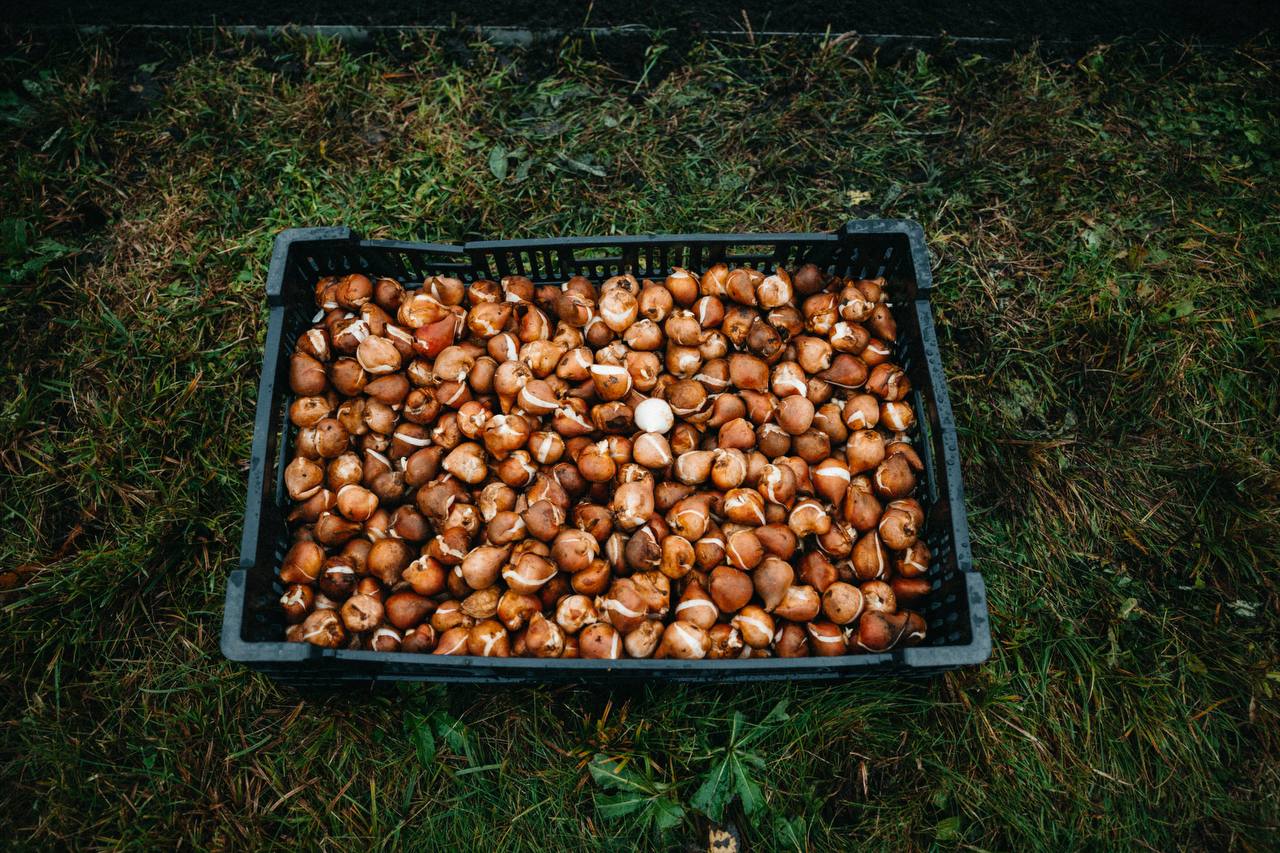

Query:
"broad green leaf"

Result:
[[936, 815, 963, 841], [690, 756, 734, 821], [652, 798, 684, 831], [733, 755, 765, 819], [596, 792, 650, 820], [773, 816, 807, 851], [726, 712, 745, 746], [761, 699, 790, 725], [406, 715, 436, 766], [488, 145, 509, 180]]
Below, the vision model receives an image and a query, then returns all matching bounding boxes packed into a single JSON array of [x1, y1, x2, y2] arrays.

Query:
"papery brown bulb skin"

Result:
[[732, 606, 775, 649], [676, 581, 718, 631], [873, 453, 916, 499], [709, 566, 753, 614], [842, 476, 882, 532], [290, 352, 328, 396], [467, 620, 511, 657], [623, 620, 664, 659], [579, 623, 623, 659], [297, 610, 346, 648], [878, 506, 918, 550], [895, 541, 931, 578], [793, 264, 828, 296], [773, 584, 821, 622], [860, 580, 897, 614], [340, 593, 384, 633], [754, 556, 795, 612], [524, 612, 566, 658], [280, 583, 314, 624], [707, 623, 746, 659], [385, 592, 436, 631], [891, 577, 932, 606], [807, 621, 847, 657], [854, 611, 914, 652], [774, 622, 809, 658], [401, 624, 438, 653], [655, 620, 711, 659]]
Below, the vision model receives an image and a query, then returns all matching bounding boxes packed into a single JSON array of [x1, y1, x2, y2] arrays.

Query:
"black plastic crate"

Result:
[[221, 221, 990, 685]]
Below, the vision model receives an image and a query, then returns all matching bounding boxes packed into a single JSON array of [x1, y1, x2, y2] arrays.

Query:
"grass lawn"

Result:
[[1, 28, 1277, 850]]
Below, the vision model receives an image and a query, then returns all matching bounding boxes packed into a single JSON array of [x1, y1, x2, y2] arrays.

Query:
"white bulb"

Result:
[[634, 398, 675, 434]]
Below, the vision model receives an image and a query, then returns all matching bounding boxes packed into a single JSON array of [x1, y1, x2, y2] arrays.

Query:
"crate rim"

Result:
[[263, 220, 934, 300], [224, 220, 988, 682]]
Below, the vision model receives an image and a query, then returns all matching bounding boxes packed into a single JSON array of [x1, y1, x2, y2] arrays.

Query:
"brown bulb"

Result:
[[846, 429, 886, 475], [385, 592, 436, 631], [459, 545, 510, 590], [709, 566, 753, 613], [317, 557, 358, 600], [289, 352, 328, 395], [467, 620, 511, 657], [281, 537, 325, 584], [891, 577, 931, 606], [806, 621, 847, 657], [851, 531, 888, 582], [401, 624, 437, 653], [774, 622, 809, 658], [675, 581, 718, 630], [868, 303, 896, 341], [579, 623, 623, 659], [555, 594, 599, 634], [842, 476, 882, 532], [873, 453, 916, 499], [659, 535, 696, 580], [494, 589, 540, 631], [754, 556, 794, 611], [297, 610, 346, 648], [877, 507, 918, 550], [655, 620, 710, 659], [707, 624, 746, 659], [525, 612, 567, 658], [280, 583, 314, 624], [725, 529, 764, 571], [340, 593, 384, 633], [732, 606, 775, 649], [860, 580, 896, 613], [821, 582, 864, 625], [792, 264, 828, 296], [285, 456, 324, 501], [854, 611, 905, 652], [314, 512, 363, 547], [895, 541, 931, 578], [773, 584, 821, 622], [798, 551, 838, 593], [623, 620, 664, 659]]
